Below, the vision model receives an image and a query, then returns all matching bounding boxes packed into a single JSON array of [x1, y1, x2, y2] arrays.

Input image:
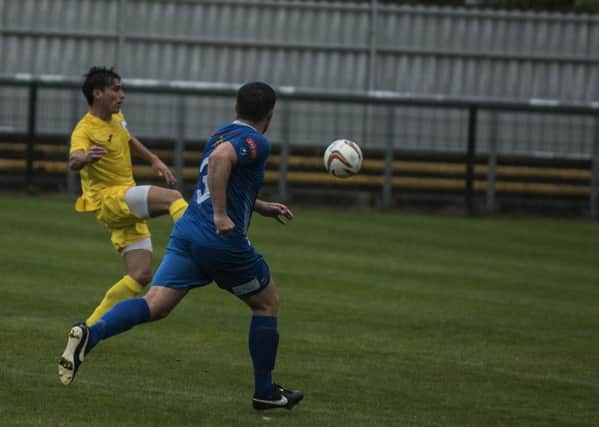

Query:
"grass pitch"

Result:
[[0, 193, 598, 426]]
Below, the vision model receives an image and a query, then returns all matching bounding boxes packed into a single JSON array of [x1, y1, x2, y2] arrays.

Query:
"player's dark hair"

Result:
[[236, 82, 276, 122], [82, 66, 121, 106]]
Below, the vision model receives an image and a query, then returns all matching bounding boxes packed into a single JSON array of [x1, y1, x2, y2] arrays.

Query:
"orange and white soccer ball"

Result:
[[323, 139, 363, 178]]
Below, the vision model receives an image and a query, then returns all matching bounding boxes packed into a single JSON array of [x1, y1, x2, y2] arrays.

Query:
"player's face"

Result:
[[262, 110, 273, 134], [94, 79, 125, 114]]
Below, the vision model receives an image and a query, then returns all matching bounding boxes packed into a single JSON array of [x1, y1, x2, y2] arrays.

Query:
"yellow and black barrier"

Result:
[[0, 141, 592, 198]]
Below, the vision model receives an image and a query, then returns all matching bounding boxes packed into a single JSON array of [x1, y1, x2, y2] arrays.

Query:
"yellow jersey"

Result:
[[70, 111, 135, 212]]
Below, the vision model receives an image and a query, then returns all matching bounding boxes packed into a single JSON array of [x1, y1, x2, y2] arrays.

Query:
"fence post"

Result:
[[362, 0, 378, 155], [591, 116, 599, 219], [174, 96, 186, 192], [67, 90, 80, 195], [115, 0, 127, 67], [382, 106, 395, 209], [465, 106, 478, 213], [486, 112, 498, 214], [25, 83, 38, 192], [278, 102, 290, 202], [366, 0, 378, 92]]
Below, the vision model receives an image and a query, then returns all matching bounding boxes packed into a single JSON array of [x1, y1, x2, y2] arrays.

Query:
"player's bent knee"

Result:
[[129, 269, 152, 286], [144, 286, 186, 320], [150, 305, 172, 320], [265, 282, 280, 310], [144, 294, 172, 320], [255, 303, 278, 317], [267, 292, 280, 312], [147, 187, 184, 216], [244, 284, 280, 316], [169, 189, 183, 202]]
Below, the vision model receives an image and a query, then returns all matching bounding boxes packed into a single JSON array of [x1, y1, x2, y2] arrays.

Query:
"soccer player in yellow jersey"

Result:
[[69, 66, 188, 326]]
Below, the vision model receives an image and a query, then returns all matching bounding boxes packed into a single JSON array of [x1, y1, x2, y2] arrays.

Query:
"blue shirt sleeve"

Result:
[[230, 133, 269, 166]]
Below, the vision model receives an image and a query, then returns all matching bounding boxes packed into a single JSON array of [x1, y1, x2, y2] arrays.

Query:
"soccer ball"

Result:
[[323, 139, 363, 178]]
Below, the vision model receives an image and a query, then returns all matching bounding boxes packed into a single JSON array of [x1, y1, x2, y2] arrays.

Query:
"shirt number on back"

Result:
[[196, 157, 210, 205]]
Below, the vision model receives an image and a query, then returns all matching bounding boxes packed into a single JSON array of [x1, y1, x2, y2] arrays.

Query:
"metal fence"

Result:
[[1, 75, 598, 160], [1, 75, 598, 217], [1, 0, 598, 158], [2, 0, 598, 100]]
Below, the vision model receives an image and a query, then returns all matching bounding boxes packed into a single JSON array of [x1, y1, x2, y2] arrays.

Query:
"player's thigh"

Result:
[[146, 186, 182, 216], [98, 185, 140, 227], [124, 185, 151, 219], [242, 279, 279, 316], [123, 185, 182, 219], [210, 251, 272, 300], [152, 237, 211, 289], [110, 222, 152, 253]]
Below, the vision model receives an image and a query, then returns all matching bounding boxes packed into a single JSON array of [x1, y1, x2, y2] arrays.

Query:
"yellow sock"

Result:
[[169, 198, 188, 222], [85, 275, 145, 326]]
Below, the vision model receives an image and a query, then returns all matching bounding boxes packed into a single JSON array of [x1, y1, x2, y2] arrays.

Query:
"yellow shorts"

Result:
[[95, 186, 151, 252]]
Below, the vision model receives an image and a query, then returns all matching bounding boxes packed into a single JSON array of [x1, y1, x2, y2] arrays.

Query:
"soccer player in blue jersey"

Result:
[[58, 82, 304, 411]]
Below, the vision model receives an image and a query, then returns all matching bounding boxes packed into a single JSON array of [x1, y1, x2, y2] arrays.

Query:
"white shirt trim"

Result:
[[232, 120, 256, 131]]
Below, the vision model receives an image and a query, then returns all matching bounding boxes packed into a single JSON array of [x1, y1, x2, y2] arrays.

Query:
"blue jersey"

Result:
[[152, 120, 273, 296], [173, 121, 271, 246]]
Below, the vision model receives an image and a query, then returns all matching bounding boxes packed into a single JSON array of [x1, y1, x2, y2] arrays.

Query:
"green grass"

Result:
[[0, 193, 598, 426]]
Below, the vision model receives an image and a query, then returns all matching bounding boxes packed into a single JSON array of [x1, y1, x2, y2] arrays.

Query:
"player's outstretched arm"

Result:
[[129, 135, 176, 185], [69, 145, 107, 170], [254, 200, 294, 224], [208, 142, 237, 235]]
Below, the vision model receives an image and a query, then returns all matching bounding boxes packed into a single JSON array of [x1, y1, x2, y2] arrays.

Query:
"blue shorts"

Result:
[[151, 236, 271, 298]]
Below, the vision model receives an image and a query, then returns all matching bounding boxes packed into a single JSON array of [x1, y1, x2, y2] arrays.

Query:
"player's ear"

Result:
[[92, 87, 103, 102]]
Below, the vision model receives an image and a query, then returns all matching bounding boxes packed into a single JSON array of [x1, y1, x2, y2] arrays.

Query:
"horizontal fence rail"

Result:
[[0, 74, 598, 218]]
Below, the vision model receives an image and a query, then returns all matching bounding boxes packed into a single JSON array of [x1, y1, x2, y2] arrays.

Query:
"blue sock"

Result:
[[248, 315, 279, 397], [87, 298, 150, 351]]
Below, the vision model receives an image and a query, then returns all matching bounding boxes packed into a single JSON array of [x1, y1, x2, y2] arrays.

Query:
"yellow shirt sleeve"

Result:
[[70, 125, 91, 154]]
